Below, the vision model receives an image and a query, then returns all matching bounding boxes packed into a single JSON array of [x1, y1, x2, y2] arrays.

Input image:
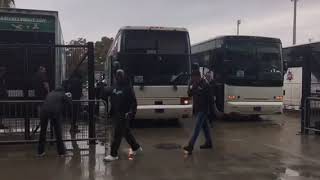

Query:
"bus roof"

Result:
[[283, 41, 320, 50], [192, 35, 281, 47], [120, 26, 188, 32]]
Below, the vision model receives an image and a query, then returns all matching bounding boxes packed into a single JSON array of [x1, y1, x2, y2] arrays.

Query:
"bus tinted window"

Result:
[[225, 40, 282, 84], [121, 54, 189, 86], [124, 30, 188, 54]]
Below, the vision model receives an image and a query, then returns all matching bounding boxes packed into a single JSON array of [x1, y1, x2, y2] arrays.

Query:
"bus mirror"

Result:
[[283, 61, 288, 73]]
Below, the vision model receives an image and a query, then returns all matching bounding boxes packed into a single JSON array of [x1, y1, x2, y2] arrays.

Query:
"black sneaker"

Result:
[[183, 145, 193, 155], [200, 143, 213, 149]]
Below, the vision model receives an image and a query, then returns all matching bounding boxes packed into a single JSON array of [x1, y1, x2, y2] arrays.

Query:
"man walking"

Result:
[[38, 87, 71, 157], [184, 70, 213, 155], [102, 69, 142, 162]]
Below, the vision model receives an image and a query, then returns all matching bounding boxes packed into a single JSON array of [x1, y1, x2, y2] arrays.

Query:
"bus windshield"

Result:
[[121, 54, 189, 86], [124, 30, 189, 54], [120, 30, 190, 86], [224, 40, 282, 85]]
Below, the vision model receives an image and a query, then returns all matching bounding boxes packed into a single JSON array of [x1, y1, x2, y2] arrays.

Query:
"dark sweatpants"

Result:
[[110, 117, 140, 157], [38, 110, 65, 155], [71, 101, 80, 130]]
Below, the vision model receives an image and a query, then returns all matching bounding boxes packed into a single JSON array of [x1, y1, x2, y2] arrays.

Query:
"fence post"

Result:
[[87, 42, 96, 144], [304, 98, 310, 135], [24, 103, 30, 140], [301, 46, 312, 134]]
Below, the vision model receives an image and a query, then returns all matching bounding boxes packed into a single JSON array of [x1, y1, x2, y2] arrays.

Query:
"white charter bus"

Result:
[[105, 26, 192, 120], [192, 36, 283, 116]]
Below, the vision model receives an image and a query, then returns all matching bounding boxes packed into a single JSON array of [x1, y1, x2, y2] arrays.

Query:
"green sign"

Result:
[[0, 13, 55, 33]]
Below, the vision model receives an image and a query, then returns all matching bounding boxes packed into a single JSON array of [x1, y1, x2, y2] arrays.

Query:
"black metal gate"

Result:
[[286, 42, 320, 134], [0, 43, 110, 146]]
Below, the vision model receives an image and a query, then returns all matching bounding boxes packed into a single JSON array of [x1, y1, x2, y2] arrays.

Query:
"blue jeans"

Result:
[[189, 112, 212, 147]]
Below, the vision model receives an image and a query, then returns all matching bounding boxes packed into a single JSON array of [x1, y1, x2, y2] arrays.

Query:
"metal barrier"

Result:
[[304, 97, 320, 134], [0, 100, 111, 147]]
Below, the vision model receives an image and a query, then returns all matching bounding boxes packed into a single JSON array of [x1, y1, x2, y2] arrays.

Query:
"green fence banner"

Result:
[[0, 13, 55, 33]]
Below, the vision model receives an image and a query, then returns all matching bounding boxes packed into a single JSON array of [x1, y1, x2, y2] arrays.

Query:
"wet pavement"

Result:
[[0, 113, 320, 180]]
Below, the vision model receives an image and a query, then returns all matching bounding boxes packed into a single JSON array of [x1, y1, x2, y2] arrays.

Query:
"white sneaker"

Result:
[[130, 147, 143, 156], [103, 155, 119, 162], [37, 152, 46, 158]]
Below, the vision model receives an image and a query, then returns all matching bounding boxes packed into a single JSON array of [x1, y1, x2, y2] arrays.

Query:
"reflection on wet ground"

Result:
[[0, 113, 320, 180]]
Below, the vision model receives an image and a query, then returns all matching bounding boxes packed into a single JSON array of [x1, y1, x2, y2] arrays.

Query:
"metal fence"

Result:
[[0, 44, 94, 100], [303, 97, 320, 134], [0, 100, 111, 147]]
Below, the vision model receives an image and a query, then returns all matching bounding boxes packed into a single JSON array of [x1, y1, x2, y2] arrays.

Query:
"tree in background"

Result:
[[65, 37, 113, 80], [95, 36, 113, 65], [0, 0, 15, 8], [66, 38, 87, 78]]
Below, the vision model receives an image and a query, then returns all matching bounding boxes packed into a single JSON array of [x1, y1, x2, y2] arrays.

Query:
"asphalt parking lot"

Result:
[[0, 113, 320, 180]]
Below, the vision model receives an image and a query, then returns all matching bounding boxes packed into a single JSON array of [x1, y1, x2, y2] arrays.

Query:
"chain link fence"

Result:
[[0, 100, 111, 151], [304, 97, 320, 134]]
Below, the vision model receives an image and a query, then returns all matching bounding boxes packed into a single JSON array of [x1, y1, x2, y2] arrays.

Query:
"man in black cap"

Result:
[[102, 69, 142, 162], [183, 70, 213, 155], [37, 87, 72, 157]]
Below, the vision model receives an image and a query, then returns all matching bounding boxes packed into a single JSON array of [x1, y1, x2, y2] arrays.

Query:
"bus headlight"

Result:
[[227, 95, 237, 101], [181, 97, 191, 105], [274, 96, 283, 101]]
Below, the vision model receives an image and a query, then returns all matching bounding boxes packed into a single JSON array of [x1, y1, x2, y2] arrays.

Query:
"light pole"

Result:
[[237, 19, 241, 36], [292, 0, 298, 45]]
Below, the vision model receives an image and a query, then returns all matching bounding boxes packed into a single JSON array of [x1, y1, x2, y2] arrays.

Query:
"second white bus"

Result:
[[192, 36, 284, 116]]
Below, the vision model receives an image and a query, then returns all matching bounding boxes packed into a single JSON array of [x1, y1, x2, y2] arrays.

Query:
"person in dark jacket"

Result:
[[102, 69, 142, 162], [0, 67, 8, 129], [183, 70, 213, 155], [34, 66, 50, 100], [38, 87, 72, 157], [66, 72, 83, 133]]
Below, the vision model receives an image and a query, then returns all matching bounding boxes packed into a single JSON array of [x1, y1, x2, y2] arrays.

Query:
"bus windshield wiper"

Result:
[[170, 72, 189, 89]]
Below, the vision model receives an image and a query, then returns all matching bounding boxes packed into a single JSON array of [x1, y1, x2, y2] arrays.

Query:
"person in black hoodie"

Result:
[[102, 69, 142, 162], [183, 70, 213, 155], [37, 87, 72, 157], [66, 72, 83, 133]]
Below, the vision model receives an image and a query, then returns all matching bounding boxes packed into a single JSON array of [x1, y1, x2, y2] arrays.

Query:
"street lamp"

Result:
[[291, 0, 299, 45], [237, 19, 241, 36]]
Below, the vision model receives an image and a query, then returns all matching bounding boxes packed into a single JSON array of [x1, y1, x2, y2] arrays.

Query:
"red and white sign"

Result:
[[287, 71, 293, 81]]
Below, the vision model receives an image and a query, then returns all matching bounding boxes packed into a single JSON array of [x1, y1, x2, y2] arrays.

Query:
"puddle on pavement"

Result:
[[278, 168, 300, 180], [285, 168, 300, 177], [278, 168, 320, 180]]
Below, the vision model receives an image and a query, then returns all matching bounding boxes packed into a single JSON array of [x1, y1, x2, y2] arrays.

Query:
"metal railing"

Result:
[[303, 97, 320, 134], [0, 100, 111, 146]]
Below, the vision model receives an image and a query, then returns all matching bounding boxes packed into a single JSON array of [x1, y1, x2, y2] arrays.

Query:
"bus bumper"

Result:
[[224, 101, 283, 115], [135, 105, 193, 120]]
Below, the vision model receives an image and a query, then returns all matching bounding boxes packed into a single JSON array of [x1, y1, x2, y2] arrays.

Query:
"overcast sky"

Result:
[[17, 0, 320, 46]]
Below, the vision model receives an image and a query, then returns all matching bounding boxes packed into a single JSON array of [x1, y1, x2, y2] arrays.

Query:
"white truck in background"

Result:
[[283, 67, 320, 110]]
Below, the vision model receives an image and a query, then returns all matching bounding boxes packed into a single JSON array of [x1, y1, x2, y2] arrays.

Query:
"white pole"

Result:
[[292, 0, 298, 45]]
